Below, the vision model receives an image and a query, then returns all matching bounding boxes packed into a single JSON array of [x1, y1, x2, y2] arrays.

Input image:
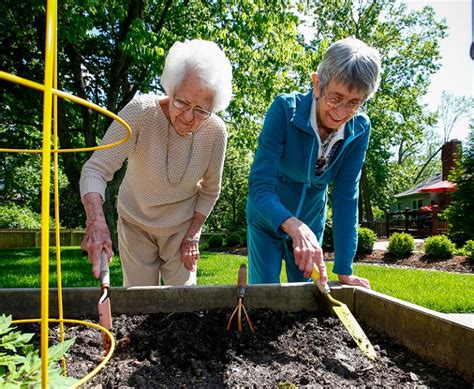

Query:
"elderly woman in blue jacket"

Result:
[[246, 37, 381, 288]]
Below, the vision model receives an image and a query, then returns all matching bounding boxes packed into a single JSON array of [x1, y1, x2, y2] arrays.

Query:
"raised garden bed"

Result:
[[2, 284, 473, 386]]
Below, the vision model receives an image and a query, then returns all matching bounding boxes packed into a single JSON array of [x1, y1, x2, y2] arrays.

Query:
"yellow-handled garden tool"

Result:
[[311, 264, 377, 361]]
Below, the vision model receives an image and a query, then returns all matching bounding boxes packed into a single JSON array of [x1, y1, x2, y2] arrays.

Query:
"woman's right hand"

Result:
[[81, 193, 114, 278], [281, 217, 328, 284], [81, 220, 113, 278]]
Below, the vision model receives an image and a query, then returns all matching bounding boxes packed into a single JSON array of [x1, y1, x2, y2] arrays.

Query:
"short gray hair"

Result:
[[318, 37, 381, 101], [160, 39, 233, 113]]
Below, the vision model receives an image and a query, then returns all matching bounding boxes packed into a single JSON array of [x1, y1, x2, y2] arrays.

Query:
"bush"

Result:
[[225, 232, 242, 247], [322, 219, 334, 250], [357, 227, 377, 254], [0, 204, 57, 229], [240, 231, 247, 246], [0, 314, 78, 387], [463, 240, 474, 262], [207, 234, 224, 248], [388, 232, 415, 257], [424, 235, 456, 259]]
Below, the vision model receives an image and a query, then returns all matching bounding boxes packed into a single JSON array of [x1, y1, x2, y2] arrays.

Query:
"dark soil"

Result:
[[51, 309, 471, 388]]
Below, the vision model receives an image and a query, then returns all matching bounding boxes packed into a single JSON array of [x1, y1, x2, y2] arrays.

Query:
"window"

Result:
[[397, 202, 401, 211], [412, 200, 417, 210], [417, 199, 423, 208]]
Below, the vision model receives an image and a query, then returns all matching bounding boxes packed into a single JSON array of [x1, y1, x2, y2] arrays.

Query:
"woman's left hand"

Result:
[[338, 274, 371, 289], [180, 237, 200, 272]]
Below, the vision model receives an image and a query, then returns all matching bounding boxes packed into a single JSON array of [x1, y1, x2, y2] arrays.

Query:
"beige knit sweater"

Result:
[[80, 94, 227, 234]]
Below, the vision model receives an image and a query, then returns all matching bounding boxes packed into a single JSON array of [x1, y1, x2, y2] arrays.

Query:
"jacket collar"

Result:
[[291, 89, 367, 140], [291, 89, 315, 135]]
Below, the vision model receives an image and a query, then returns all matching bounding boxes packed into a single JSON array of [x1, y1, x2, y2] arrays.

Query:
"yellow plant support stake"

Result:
[[1, 0, 131, 386]]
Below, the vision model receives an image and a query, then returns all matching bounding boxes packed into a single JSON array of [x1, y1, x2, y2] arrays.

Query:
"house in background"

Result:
[[391, 140, 461, 212]]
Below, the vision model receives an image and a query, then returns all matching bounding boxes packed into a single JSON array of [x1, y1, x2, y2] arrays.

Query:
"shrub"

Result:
[[424, 235, 456, 259], [225, 232, 242, 247], [322, 219, 334, 250], [0, 314, 78, 387], [357, 227, 377, 254], [239, 231, 247, 246], [388, 232, 414, 257], [462, 240, 474, 262], [0, 204, 56, 229], [207, 234, 224, 248]]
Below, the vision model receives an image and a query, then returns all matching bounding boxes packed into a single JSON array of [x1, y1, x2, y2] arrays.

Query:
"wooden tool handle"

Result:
[[99, 251, 110, 287], [310, 263, 330, 295], [237, 264, 247, 287], [237, 264, 247, 298]]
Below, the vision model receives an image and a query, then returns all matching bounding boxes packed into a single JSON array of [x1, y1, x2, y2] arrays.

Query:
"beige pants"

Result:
[[117, 216, 196, 287]]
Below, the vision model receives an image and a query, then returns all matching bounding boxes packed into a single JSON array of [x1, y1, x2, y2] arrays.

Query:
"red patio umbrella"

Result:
[[418, 180, 456, 193]]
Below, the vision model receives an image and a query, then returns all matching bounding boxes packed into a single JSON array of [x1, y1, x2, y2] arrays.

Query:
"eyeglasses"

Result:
[[322, 92, 365, 113], [172, 97, 212, 120]]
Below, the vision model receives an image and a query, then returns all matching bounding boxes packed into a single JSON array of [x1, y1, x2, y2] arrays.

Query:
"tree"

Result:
[[438, 91, 474, 143], [0, 0, 311, 244], [305, 0, 447, 220], [412, 91, 474, 184], [446, 124, 474, 244]]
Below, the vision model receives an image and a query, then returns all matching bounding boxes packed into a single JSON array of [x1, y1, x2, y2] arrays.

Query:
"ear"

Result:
[[311, 72, 321, 97]]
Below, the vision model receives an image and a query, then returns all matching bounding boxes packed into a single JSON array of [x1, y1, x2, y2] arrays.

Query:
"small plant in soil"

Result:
[[0, 314, 78, 387]]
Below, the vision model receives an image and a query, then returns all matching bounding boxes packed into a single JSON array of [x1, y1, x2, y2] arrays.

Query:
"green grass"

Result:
[[0, 247, 473, 313]]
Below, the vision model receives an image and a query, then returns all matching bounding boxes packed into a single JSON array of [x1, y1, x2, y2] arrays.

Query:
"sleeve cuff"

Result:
[[80, 176, 107, 202], [195, 197, 217, 218]]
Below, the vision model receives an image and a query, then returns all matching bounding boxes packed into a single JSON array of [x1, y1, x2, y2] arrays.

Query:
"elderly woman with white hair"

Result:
[[246, 37, 381, 288], [80, 39, 233, 286]]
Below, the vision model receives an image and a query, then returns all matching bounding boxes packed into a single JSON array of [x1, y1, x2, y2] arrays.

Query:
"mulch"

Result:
[[209, 245, 474, 274]]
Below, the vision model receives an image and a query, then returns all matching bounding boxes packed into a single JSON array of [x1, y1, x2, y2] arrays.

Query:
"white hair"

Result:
[[160, 39, 233, 113], [318, 37, 381, 101]]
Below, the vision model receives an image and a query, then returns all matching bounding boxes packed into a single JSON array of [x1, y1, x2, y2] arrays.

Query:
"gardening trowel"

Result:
[[311, 264, 377, 361], [98, 251, 113, 353]]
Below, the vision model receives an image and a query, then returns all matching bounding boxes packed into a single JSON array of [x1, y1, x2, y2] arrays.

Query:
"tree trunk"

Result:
[[360, 165, 374, 222]]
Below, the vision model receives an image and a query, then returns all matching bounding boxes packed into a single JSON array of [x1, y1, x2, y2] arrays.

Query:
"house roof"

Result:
[[394, 173, 442, 198]]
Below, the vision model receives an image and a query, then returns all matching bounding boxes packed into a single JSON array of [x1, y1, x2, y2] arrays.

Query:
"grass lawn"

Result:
[[0, 247, 473, 313]]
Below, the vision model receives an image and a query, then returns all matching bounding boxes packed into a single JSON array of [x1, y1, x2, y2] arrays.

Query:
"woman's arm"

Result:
[[332, 115, 371, 287]]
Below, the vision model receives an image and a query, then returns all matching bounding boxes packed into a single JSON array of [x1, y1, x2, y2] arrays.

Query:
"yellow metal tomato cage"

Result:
[[0, 0, 132, 387]]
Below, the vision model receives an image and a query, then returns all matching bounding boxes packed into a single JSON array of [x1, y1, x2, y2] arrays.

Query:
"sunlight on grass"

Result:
[[351, 264, 474, 313]]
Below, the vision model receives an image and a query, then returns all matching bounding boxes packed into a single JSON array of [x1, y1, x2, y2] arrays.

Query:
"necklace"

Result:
[[165, 122, 194, 187]]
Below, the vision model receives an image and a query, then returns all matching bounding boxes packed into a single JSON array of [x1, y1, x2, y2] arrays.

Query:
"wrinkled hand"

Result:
[[81, 220, 113, 278], [282, 217, 328, 284], [180, 238, 199, 272], [338, 274, 371, 289]]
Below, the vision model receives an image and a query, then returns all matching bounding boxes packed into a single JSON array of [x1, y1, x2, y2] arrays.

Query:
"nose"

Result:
[[333, 105, 348, 119], [182, 107, 195, 121]]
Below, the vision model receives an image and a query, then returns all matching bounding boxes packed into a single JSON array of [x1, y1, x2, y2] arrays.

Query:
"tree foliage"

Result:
[[304, 0, 446, 218], [0, 0, 449, 239], [1, 0, 310, 235], [446, 125, 474, 244]]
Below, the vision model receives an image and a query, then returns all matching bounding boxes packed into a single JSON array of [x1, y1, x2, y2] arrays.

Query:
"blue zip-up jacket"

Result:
[[246, 90, 371, 275]]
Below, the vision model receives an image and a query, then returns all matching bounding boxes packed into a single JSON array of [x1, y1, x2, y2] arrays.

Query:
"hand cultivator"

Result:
[[227, 264, 255, 333], [311, 264, 377, 361], [98, 251, 113, 354]]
